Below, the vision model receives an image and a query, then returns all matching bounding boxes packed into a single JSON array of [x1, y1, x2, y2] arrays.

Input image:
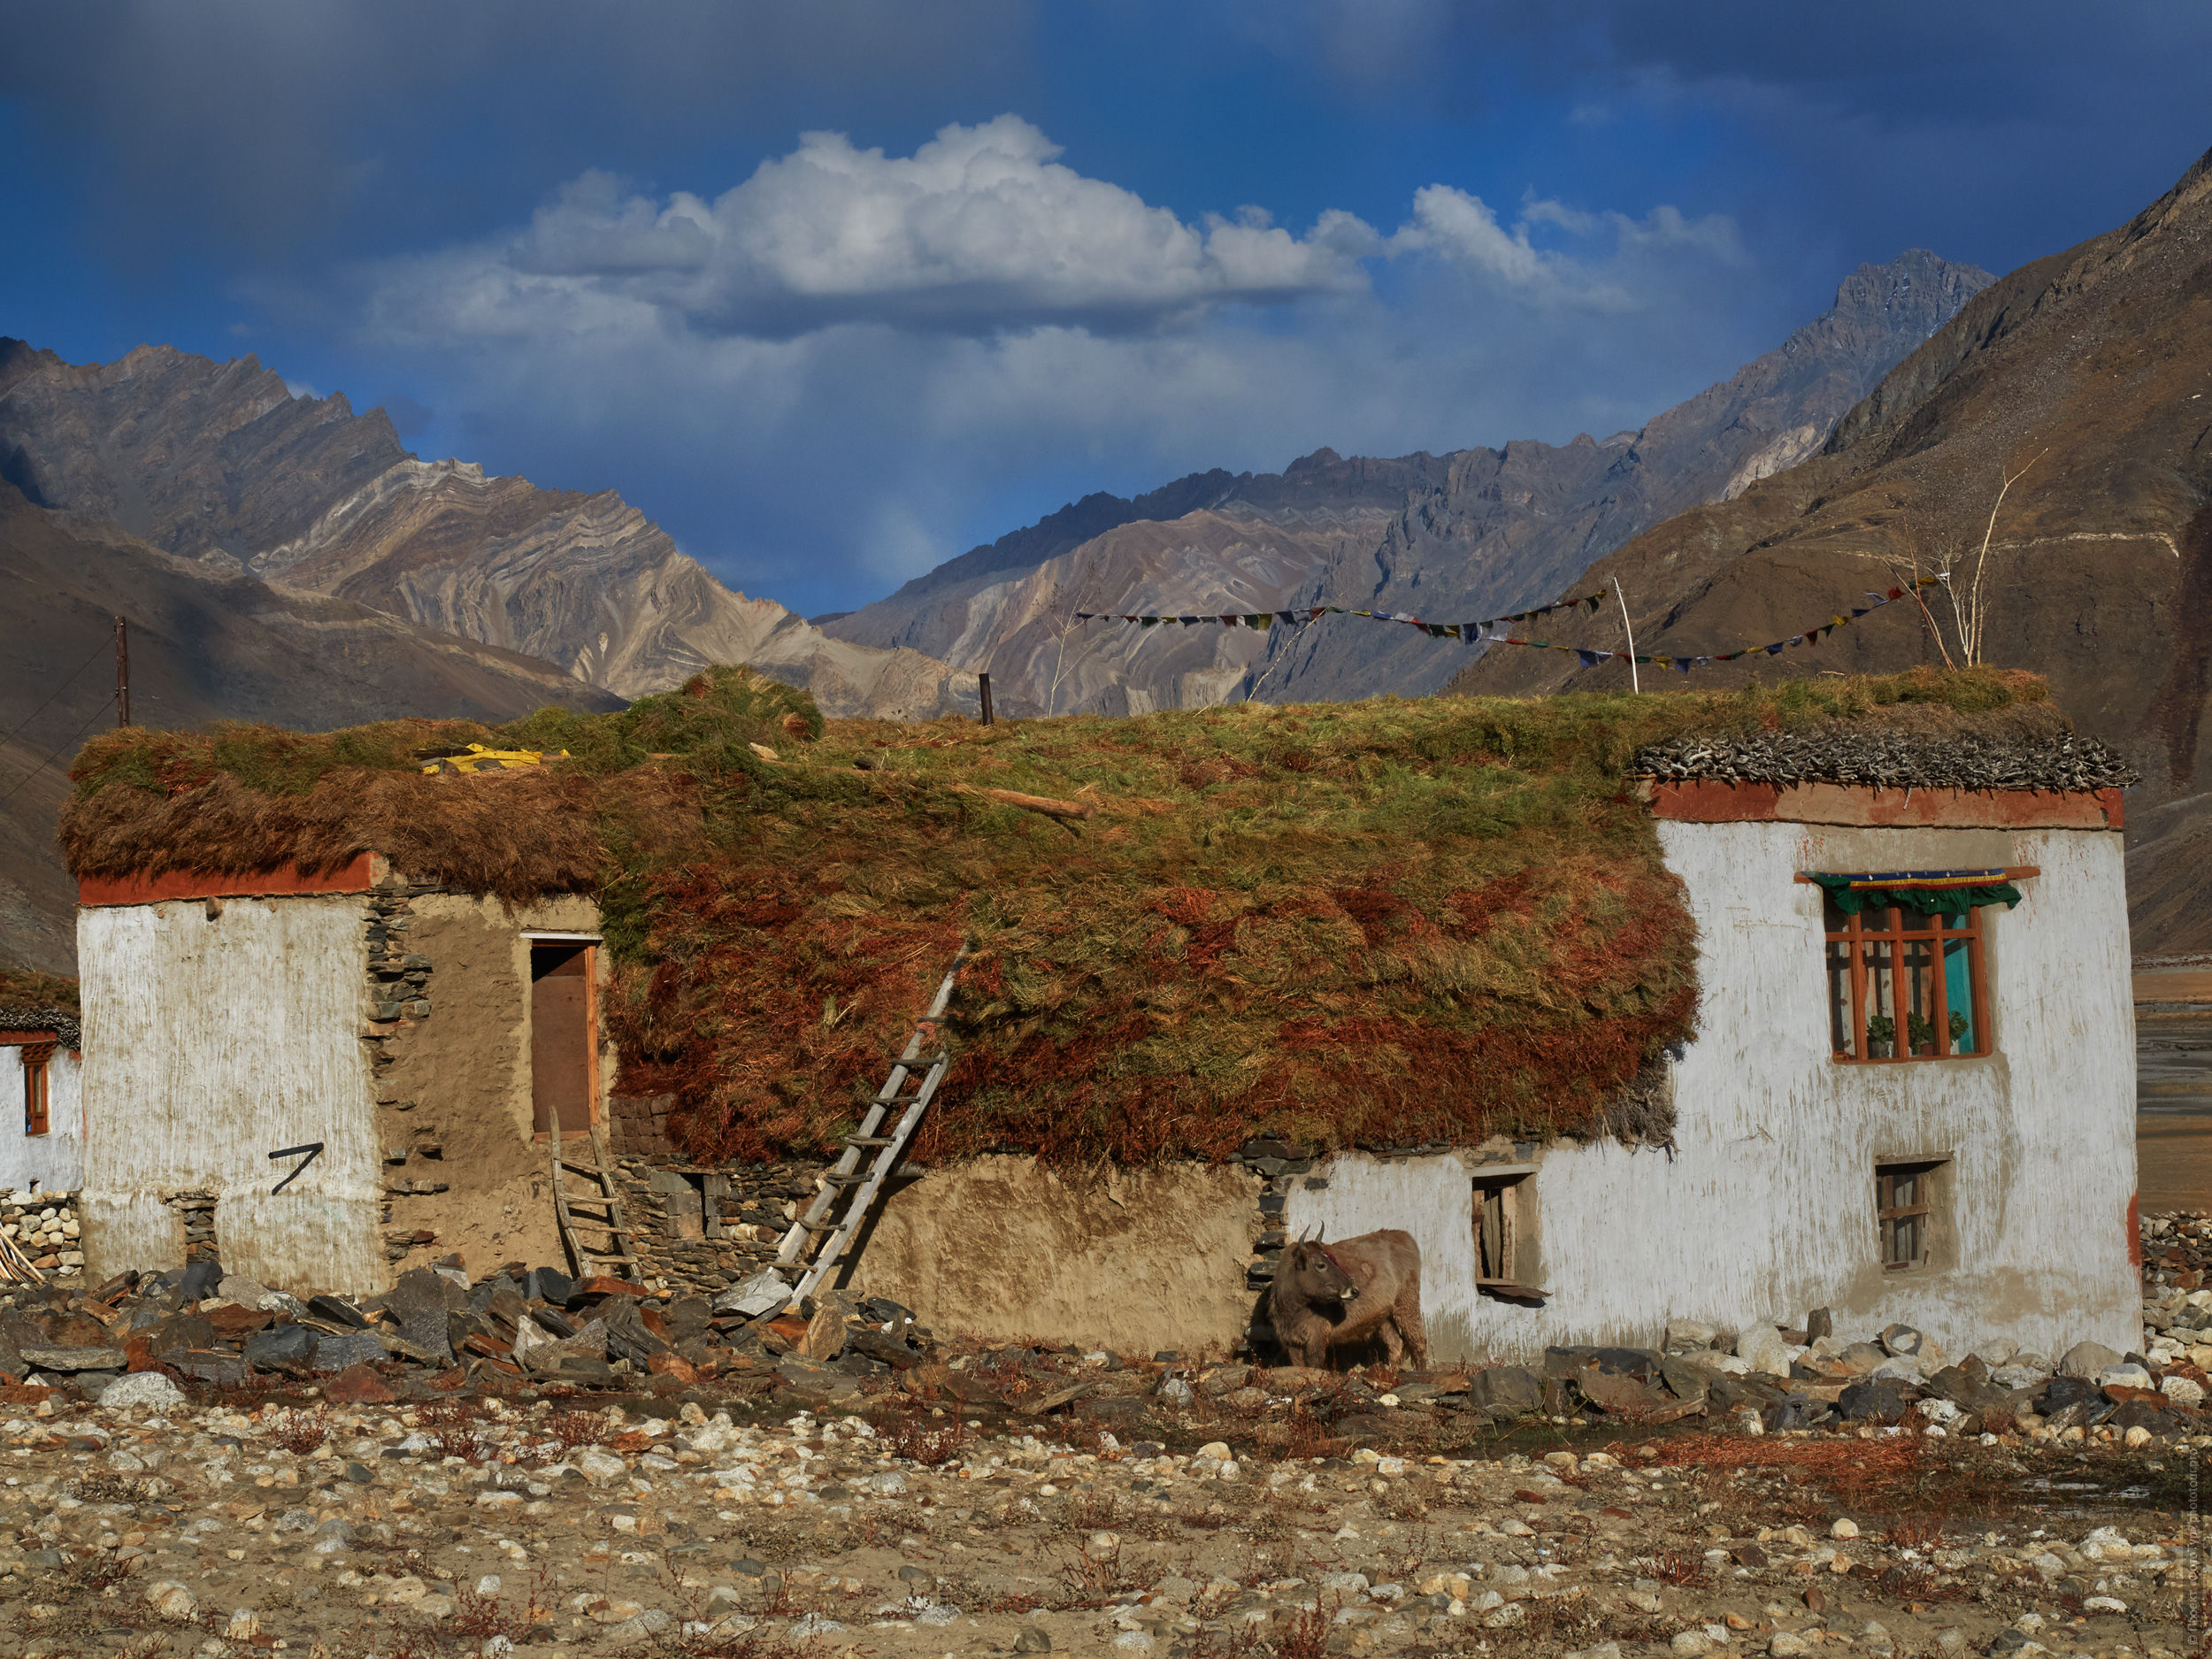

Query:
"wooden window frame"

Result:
[[1876, 1161, 1943, 1271], [1824, 899, 1992, 1064], [20, 1043, 54, 1138], [1472, 1164, 1543, 1300]]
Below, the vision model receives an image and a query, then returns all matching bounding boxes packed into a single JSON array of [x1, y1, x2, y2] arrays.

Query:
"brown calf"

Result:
[[1268, 1228, 1427, 1370]]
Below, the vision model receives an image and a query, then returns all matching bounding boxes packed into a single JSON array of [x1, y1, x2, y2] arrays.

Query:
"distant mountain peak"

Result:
[[0, 339, 975, 716]]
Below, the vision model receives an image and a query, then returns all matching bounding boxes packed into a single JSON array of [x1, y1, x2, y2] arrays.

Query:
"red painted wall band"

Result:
[[1641, 780, 2123, 831], [77, 852, 379, 907]]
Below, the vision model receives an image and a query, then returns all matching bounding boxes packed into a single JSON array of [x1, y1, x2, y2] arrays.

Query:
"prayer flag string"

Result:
[[1071, 577, 1947, 672]]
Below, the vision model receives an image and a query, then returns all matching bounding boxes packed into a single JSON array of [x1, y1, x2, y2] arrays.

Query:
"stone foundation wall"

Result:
[[160, 1189, 219, 1265], [610, 1155, 834, 1297], [1, 1188, 82, 1276]]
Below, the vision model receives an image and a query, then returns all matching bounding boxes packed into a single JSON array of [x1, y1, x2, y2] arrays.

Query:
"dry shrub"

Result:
[[266, 1406, 329, 1455], [415, 1402, 493, 1463], [1058, 1490, 1127, 1533], [62, 667, 2064, 1167], [881, 1409, 966, 1467], [1055, 1532, 1148, 1605], [538, 1409, 613, 1451], [1274, 1591, 1340, 1659], [1649, 1548, 1711, 1586]]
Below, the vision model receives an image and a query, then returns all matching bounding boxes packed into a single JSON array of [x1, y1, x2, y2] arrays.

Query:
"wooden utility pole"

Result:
[[1611, 580, 1640, 695], [978, 672, 995, 726], [114, 616, 130, 726]]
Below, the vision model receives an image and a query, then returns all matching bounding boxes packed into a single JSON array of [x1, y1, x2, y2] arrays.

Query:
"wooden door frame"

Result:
[[526, 933, 603, 1141]]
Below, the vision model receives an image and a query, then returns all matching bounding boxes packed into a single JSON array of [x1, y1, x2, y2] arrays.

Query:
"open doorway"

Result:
[[530, 941, 596, 1137]]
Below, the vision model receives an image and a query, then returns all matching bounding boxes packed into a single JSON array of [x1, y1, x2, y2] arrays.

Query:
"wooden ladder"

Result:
[[550, 1111, 640, 1282], [773, 945, 965, 1308]]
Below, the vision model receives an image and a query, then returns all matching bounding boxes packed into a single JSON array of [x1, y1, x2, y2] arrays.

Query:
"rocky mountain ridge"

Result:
[[0, 340, 973, 718], [1447, 147, 2212, 955], [1250, 249, 1996, 706], [0, 478, 624, 974], [817, 250, 1992, 717]]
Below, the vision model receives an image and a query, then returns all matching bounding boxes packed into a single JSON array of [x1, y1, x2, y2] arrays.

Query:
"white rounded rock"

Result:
[[99, 1372, 187, 1413], [1830, 1518, 1861, 1540], [143, 1581, 197, 1622]]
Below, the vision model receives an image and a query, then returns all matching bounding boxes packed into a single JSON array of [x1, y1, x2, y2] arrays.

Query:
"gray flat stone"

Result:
[[19, 1345, 127, 1372]]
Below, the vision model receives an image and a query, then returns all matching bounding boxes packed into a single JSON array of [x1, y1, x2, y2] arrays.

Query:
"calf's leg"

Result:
[[1393, 1272, 1429, 1370]]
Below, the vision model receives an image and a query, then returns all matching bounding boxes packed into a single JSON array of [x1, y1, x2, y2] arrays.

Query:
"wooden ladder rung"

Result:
[[844, 1136, 896, 1148]]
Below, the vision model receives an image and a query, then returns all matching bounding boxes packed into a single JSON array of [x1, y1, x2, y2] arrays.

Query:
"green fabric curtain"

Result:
[[1807, 872, 2022, 917]]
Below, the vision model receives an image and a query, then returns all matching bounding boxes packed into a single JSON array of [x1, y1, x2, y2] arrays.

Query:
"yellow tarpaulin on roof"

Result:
[[417, 742, 567, 775]]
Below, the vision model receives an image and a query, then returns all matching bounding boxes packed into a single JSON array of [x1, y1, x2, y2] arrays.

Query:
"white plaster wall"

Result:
[[1285, 823, 2139, 1366], [78, 897, 386, 1292], [0, 1045, 82, 1194]]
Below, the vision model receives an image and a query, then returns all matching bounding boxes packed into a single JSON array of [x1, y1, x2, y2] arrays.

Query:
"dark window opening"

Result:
[[1876, 1160, 1946, 1271]]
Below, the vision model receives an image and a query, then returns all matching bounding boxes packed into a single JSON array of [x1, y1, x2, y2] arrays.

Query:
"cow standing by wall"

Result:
[[1268, 1229, 1427, 1369]]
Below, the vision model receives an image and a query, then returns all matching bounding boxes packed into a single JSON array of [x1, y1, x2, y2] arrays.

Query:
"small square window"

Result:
[[1875, 1160, 1948, 1271]]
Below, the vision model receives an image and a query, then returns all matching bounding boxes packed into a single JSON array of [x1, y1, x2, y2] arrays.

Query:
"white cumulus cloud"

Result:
[[440, 115, 1372, 337], [353, 116, 1762, 608]]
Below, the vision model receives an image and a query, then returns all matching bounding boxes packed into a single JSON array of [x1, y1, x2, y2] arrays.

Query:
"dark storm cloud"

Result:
[[0, 0, 1031, 261], [1256, 0, 2212, 270]]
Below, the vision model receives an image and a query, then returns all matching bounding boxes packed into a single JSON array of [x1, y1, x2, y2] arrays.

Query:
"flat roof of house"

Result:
[[54, 665, 2132, 1166]]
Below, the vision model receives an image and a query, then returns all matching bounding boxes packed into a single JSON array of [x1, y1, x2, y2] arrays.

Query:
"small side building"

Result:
[[0, 1000, 81, 1198], [75, 854, 609, 1293]]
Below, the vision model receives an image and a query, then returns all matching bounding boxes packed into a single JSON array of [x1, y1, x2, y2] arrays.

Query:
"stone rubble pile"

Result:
[[0, 1253, 935, 1403], [0, 1190, 82, 1276]]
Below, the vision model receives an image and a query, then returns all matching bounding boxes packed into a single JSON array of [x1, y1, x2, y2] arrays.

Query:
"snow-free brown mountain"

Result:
[[0, 340, 973, 717], [1447, 147, 2212, 956], [0, 474, 625, 975], [819, 251, 1992, 716]]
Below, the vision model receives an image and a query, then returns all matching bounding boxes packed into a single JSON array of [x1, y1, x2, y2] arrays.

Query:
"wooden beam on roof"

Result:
[[1792, 865, 2040, 885]]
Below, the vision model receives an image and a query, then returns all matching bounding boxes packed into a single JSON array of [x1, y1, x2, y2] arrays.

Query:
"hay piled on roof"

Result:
[[59, 665, 2081, 1166], [0, 967, 80, 1048]]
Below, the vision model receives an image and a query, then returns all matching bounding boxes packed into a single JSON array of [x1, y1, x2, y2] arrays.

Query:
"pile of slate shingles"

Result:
[[0, 1256, 936, 1402]]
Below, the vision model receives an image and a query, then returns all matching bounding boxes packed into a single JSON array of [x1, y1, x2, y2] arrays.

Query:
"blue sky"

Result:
[[3, 2, 2206, 618]]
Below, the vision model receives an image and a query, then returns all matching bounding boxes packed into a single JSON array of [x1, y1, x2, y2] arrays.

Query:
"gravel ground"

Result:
[[2, 1378, 2208, 1659], [9, 1211, 2212, 1659]]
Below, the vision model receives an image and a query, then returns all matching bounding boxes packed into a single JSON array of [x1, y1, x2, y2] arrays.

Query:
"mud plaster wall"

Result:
[[1284, 823, 2140, 1367], [853, 1156, 1267, 1356], [1, 1043, 81, 1194], [374, 892, 605, 1277], [77, 895, 386, 1292]]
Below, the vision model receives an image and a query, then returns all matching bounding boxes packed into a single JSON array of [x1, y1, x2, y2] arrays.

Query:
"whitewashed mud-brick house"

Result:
[[71, 846, 609, 1294], [54, 672, 2143, 1369], [1279, 733, 2141, 1368]]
